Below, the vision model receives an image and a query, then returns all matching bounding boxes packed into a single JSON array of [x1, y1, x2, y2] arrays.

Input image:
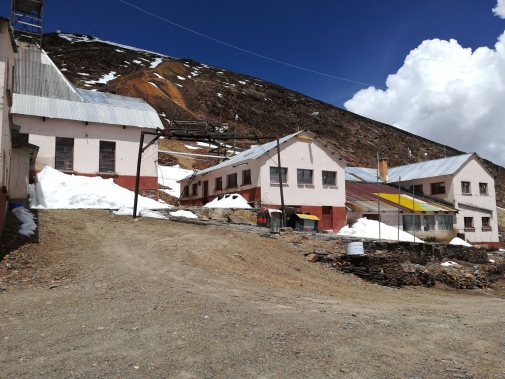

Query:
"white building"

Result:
[[179, 130, 348, 232]]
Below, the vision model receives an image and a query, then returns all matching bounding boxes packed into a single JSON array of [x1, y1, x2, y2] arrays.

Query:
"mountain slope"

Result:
[[41, 33, 504, 207]]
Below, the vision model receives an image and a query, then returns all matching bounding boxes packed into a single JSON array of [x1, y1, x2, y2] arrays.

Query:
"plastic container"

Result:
[[345, 241, 365, 256], [10, 202, 24, 209]]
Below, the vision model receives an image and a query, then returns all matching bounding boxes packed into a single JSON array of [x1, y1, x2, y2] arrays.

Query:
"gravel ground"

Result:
[[1, 210, 505, 378]]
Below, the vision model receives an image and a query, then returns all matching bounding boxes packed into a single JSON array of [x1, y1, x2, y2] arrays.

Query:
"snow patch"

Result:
[[337, 218, 424, 243], [169, 210, 198, 219], [203, 194, 251, 209], [12, 207, 37, 236]]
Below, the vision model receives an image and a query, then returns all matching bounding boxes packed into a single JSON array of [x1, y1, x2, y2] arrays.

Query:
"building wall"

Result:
[[452, 158, 499, 246], [390, 156, 499, 246], [14, 115, 159, 189], [0, 20, 16, 235], [259, 134, 346, 206]]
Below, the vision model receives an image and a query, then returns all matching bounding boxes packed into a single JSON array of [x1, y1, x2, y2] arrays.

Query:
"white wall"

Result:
[[14, 115, 158, 177], [259, 134, 346, 206]]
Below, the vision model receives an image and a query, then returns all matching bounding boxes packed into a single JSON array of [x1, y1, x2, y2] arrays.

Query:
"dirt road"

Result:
[[1, 210, 504, 378]]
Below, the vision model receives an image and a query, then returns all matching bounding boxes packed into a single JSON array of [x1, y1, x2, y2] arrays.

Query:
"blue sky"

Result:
[[4, 0, 505, 164]]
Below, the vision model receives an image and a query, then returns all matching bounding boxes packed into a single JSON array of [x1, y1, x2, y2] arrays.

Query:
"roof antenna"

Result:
[[424, 152, 428, 162], [407, 146, 411, 163]]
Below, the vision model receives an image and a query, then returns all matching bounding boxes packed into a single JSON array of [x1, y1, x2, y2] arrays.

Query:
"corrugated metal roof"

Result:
[[388, 154, 473, 182], [345, 167, 383, 183], [14, 45, 82, 101], [346, 182, 456, 213], [12, 43, 163, 129], [12, 93, 164, 129], [193, 131, 303, 177]]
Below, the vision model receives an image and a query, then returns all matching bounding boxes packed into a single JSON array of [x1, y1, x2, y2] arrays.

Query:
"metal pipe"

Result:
[[276, 138, 287, 227], [376, 152, 381, 242], [398, 176, 401, 242], [133, 131, 146, 218]]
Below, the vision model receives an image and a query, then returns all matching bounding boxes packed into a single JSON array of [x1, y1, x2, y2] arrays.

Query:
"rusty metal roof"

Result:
[[346, 182, 456, 213]]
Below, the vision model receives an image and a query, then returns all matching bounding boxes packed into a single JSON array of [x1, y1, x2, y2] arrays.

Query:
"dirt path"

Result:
[[1, 210, 504, 378]]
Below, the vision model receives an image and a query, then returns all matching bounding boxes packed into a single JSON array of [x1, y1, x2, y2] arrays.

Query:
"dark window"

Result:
[[322, 171, 336, 186], [403, 215, 421, 231], [215, 177, 223, 191], [19, 133, 29, 144], [482, 217, 491, 228], [270, 167, 287, 183], [431, 182, 446, 195], [479, 183, 488, 195], [226, 173, 238, 188], [438, 215, 453, 231], [461, 181, 471, 194], [99, 141, 115, 173], [242, 169, 252, 185], [424, 215, 435, 231], [464, 217, 474, 229], [55, 137, 74, 171], [192, 183, 198, 196], [410, 184, 423, 194], [297, 169, 313, 185]]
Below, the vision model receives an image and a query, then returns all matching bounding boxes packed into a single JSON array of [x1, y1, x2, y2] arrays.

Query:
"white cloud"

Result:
[[493, 0, 505, 18], [344, 32, 505, 166]]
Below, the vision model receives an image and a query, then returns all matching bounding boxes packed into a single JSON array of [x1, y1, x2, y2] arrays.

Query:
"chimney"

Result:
[[378, 158, 388, 182]]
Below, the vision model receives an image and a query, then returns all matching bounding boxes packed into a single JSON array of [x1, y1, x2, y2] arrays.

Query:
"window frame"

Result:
[[479, 182, 488, 196], [215, 177, 223, 191], [411, 184, 423, 195], [481, 217, 491, 229], [297, 169, 313, 185], [437, 215, 453, 231], [99, 140, 116, 173], [192, 182, 198, 196], [242, 169, 252, 186], [322, 170, 337, 186], [270, 167, 287, 183], [55, 137, 74, 171], [464, 217, 474, 229], [226, 173, 238, 189], [461, 181, 471, 195], [403, 215, 421, 232], [424, 215, 436, 231], [430, 182, 446, 195]]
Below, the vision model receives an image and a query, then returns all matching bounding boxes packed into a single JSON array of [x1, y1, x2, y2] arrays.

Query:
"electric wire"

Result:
[[117, 0, 385, 89]]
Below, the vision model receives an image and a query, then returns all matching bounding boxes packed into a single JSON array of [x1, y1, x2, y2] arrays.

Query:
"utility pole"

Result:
[[233, 114, 238, 154]]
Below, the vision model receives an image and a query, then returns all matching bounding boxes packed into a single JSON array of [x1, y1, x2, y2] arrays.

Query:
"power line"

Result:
[[66, 0, 100, 37], [117, 0, 385, 89]]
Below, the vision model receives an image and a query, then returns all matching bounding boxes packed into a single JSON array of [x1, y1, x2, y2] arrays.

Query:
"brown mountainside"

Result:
[[41, 33, 504, 207]]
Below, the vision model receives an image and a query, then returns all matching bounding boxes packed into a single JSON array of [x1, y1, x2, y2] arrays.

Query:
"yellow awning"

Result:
[[296, 213, 320, 221]]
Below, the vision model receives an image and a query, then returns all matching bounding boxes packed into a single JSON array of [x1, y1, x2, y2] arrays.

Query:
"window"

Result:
[[215, 177, 223, 191], [403, 215, 421, 232], [99, 141, 116, 173], [424, 215, 435, 231], [464, 217, 474, 229], [242, 169, 252, 185], [270, 167, 287, 183], [226, 173, 238, 188], [431, 182, 446, 195], [461, 181, 471, 195], [55, 137, 74, 171], [438, 215, 453, 231], [192, 183, 198, 196], [19, 133, 29, 144], [410, 184, 423, 194], [482, 217, 491, 229], [297, 169, 313, 185], [479, 183, 488, 195], [322, 171, 336, 186]]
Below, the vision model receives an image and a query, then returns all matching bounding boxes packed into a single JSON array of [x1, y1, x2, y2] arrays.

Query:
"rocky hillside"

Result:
[[42, 33, 505, 207]]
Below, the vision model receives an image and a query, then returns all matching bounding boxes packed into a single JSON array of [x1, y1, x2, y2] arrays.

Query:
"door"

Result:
[[321, 206, 333, 231], [203, 180, 209, 205]]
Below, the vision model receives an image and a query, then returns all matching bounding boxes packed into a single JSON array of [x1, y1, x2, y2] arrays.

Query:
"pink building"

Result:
[[10, 41, 163, 191], [179, 131, 348, 232]]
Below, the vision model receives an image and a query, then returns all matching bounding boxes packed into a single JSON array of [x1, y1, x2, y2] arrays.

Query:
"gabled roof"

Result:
[[388, 154, 474, 182], [194, 131, 303, 176], [11, 43, 164, 130], [346, 182, 457, 213]]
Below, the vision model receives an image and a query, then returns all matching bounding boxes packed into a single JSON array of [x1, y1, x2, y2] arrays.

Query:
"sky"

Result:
[[3, 0, 505, 165]]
